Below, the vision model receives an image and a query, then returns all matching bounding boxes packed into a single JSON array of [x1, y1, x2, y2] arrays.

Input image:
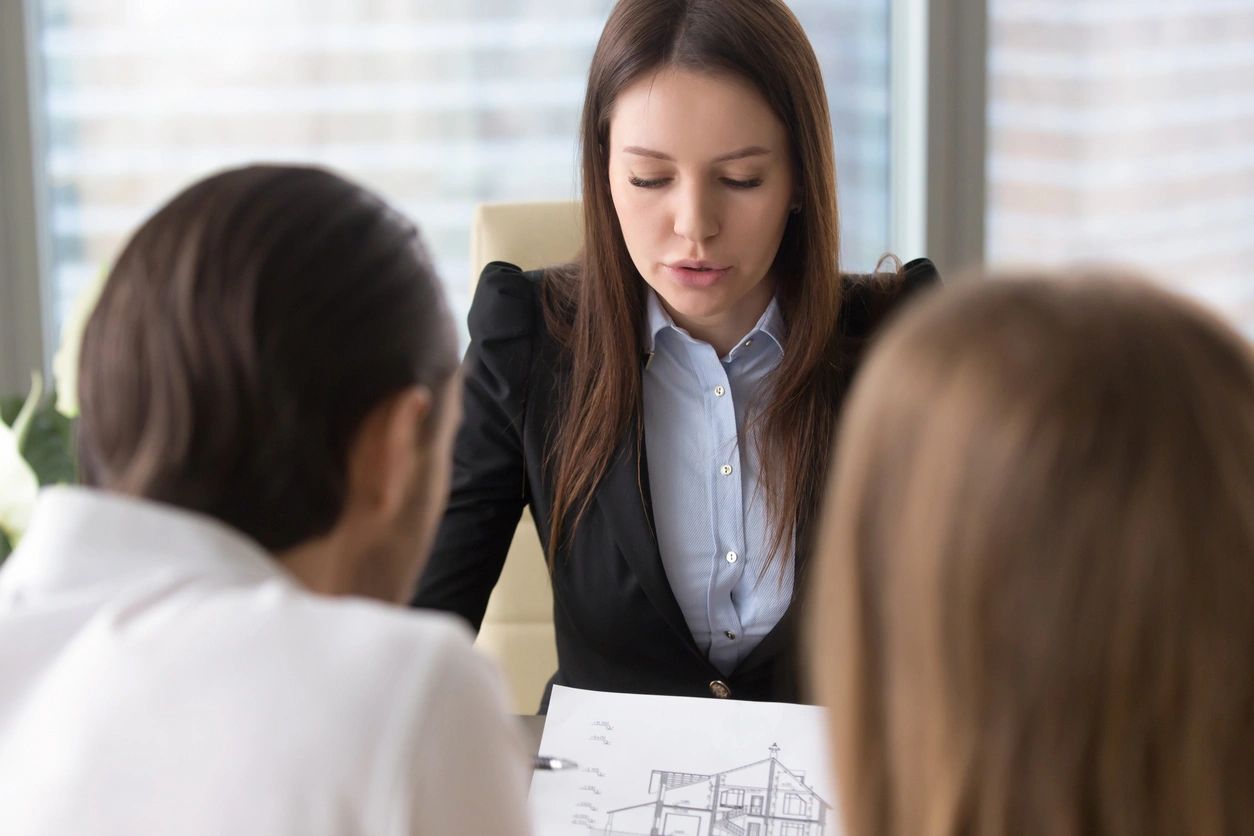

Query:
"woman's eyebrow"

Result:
[[621, 145, 772, 162], [622, 146, 674, 160], [713, 145, 771, 163]]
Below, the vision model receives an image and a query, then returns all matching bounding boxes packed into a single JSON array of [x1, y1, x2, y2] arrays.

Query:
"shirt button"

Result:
[[713, 385, 726, 397], [725, 551, 738, 564], [709, 680, 732, 699], [743, 338, 754, 348], [724, 630, 737, 640], [720, 464, 733, 476]]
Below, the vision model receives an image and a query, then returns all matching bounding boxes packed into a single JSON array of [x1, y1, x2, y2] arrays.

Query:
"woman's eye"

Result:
[[628, 175, 670, 189], [722, 177, 763, 190]]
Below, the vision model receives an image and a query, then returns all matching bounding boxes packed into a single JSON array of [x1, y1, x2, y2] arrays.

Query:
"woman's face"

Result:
[[607, 68, 795, 347]]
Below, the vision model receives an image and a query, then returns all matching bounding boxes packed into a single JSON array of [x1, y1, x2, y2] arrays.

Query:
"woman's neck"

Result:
[[661, 277, 775, 357]]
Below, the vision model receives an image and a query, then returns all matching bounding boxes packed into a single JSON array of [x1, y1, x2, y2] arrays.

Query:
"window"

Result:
[[13, 2, 1245, 393], [783, 792, 810, 816], [791, 0, 894, 271], [32, 0, 610, 347], [26, 0, 896, 356], [719, 788, 745, 808], [986, 0, 1254, 336]]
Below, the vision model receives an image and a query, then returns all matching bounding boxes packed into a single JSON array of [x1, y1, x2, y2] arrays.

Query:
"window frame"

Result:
[[896, 0, 989, 277], [0, 0, 54, 397]]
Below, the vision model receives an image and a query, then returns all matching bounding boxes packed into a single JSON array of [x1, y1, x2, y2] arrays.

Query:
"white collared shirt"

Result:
[[0, 486, 531, 836]]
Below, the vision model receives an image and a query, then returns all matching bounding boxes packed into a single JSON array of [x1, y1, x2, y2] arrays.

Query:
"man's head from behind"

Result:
[[77, 164, 460, 602]]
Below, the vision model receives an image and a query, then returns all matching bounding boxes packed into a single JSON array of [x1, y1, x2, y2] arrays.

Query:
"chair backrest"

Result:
[[469, 200, 582, 713], [470, 201, 583, 277]]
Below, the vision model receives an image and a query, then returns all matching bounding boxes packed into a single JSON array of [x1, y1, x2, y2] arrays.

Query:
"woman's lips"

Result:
[[664, 264, 731, 288]]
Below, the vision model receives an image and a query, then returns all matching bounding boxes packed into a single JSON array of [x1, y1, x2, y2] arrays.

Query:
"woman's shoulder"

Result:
[[837, 257, 940, 343], [469, 260, 580, 347], [467, 261, 546, 342]]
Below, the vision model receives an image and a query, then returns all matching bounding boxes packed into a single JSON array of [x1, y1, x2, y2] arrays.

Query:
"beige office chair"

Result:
[[469, 200, 582, 713]]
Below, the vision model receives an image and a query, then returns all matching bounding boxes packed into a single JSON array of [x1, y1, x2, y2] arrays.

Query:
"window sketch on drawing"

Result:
[[600, 744, 831, 836]]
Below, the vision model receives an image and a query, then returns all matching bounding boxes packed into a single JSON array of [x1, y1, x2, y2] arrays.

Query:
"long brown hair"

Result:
[[545, 0, 843, 566], [78, 165, 457, 552], [809, 272, 1254, 836]]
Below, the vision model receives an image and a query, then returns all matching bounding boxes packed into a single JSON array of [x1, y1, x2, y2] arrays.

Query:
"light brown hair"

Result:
[[544, 0, 843, 566], [809, 272, 1254, 836]]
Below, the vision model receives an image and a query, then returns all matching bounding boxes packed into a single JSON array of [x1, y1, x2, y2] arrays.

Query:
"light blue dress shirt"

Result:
[[642, 290, 794, 676]]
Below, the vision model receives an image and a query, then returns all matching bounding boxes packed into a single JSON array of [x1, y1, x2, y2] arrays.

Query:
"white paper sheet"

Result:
[[529, 685, 840, 836]]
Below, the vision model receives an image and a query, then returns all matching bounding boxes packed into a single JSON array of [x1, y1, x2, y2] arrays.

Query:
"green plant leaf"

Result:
[[1, 392, 77, 487], [22, 407, 77, 486], [0, 395, 21, 426]]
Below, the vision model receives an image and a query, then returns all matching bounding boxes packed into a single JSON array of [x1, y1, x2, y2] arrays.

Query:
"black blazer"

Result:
[[413, 259, 939, 710]]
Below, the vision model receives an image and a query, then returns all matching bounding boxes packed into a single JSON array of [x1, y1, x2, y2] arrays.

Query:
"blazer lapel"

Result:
[[595, 419, 704, 659]]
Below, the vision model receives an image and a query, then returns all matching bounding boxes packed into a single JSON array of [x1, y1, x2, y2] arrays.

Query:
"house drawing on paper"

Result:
[[602, 744, 830, 836]]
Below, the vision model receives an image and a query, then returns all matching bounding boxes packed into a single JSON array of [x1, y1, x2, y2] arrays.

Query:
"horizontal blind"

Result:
[[987, 0, 1254, 337]]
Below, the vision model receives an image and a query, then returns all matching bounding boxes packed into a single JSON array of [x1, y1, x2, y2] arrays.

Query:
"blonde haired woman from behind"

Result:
[[809, 271, 1254, 836]]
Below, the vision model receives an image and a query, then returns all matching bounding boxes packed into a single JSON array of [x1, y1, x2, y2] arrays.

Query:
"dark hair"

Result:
[[78, 164, 458, 552], [546, 0, 842, 567], [811, 272, 1254, 836]]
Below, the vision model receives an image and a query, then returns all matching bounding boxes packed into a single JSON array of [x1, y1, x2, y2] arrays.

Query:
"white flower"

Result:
[[53, 270, 107, 418], [0, 376, 42, 546]]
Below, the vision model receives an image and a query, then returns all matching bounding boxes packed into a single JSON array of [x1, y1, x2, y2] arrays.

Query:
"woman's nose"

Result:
[[672, 184, 720, 244]]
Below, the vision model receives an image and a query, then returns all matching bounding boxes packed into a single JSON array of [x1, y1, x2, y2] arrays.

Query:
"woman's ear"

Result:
[[346, 385, 431, 521]]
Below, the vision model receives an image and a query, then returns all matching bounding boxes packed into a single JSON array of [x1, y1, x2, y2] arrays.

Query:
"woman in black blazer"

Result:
[[413, 0, 938, 709]]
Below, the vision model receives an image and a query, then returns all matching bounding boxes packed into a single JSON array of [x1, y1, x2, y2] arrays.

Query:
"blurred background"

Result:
[[1, 0, 1251, 396]]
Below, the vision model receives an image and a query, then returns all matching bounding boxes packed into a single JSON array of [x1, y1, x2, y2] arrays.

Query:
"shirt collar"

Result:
[[0, 486, 292, 601], [643, 289, 787, 358]]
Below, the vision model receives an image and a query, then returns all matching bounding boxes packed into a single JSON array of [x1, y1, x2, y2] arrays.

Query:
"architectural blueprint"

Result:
[[529, 686, 839, 836]]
